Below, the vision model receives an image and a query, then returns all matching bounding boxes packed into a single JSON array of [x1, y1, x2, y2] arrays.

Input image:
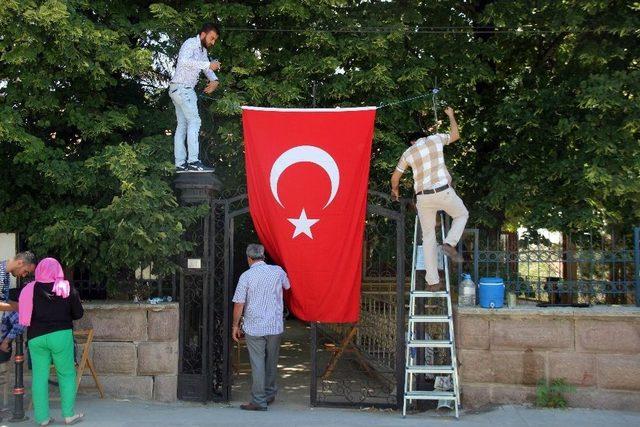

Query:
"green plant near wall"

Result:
[[536, 378, 576, 408]]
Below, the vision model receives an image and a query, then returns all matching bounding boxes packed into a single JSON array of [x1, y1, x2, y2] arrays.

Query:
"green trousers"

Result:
[[29, 329, 77, 423]]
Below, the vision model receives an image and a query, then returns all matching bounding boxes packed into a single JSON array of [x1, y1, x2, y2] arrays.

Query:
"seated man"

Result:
[[0, 252, 35, 361], [0, 289, 25, 362]]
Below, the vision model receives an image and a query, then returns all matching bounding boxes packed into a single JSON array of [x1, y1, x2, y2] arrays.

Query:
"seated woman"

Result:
[[19, 258, 84, 426]]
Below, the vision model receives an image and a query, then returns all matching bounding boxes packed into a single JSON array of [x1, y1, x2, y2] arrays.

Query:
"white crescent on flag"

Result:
[[269, 145, 340, 209]]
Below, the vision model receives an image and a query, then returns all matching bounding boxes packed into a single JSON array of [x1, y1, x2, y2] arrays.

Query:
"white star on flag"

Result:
[[287, 209, 319, 239]]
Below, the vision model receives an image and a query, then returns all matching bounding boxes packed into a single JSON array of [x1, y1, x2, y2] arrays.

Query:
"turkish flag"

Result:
[[242, 106, 376, 323]]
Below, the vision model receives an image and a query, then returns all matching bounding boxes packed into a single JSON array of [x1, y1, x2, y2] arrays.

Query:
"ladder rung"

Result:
[[407, 340, 452, 348], [406, 365, 454, 374], [409, 315, 450, 323], [410, 291, 449, 298], [404, 391, 457, 400]]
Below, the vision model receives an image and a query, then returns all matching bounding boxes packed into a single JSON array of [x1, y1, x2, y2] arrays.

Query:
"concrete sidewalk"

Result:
[[6, 397, 637, 427]]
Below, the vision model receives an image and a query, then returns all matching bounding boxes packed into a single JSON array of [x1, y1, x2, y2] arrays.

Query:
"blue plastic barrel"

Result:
[[478, 277, 505, 308]]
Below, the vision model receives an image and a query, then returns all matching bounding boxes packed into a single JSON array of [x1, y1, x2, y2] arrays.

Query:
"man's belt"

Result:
[[416, 184, 450, 195]]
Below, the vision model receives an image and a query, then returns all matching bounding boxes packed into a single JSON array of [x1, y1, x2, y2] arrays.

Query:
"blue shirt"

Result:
[[0, 261, 25, 341], [232, 261, 290, 336], [0, 261, 9, 298]]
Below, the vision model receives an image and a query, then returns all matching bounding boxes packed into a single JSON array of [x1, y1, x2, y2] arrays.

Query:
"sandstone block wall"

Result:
[[455, 306, 640, 411], [71, 302, 179, 402]]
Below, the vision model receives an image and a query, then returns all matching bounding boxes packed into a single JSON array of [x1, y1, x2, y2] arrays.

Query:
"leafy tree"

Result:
[[1, 1, 638, 293], [0, 0, 204, 293], [149, 0, 639, 231]]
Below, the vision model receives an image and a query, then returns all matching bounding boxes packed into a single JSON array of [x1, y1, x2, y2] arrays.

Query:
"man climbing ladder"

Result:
[[390, 106, 469, 288]]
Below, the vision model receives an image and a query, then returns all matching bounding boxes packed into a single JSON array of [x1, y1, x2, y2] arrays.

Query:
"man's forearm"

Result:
[[232, 303, 244, 327], [448, 114, 460, 142], [0, 302, 16, 312], [391, 170, 402, 191]]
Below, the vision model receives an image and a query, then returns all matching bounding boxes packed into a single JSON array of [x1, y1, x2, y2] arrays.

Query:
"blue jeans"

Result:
[[169, 83, 201, 166]]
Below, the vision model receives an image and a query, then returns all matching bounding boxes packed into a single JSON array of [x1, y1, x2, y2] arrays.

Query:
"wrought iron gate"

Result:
[[179, 188, 411, 406], [178, 185, 253, 402], [310, 191, 410, 408]]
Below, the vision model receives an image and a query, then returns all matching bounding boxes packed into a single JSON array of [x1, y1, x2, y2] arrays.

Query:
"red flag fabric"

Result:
[[242, 106, 376, 323]]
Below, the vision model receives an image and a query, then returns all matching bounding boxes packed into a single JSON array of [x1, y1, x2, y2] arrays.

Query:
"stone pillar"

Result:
[[174, 172, 221, 402], [174, 173, 221, 205]]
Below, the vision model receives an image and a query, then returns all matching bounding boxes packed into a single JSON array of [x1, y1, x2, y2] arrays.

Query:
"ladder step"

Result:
[[409, 315, 450, 323], [407, 340, 452, 348], [404, 391, 457, 400], [406, 365, 454, 374], [410, 291, 449, 298]]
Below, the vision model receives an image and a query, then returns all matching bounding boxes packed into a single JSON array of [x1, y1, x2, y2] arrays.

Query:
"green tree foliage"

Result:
[[147, 0, 639, 232], [0, 0, 205, 290], [1, 1, 638, 287]]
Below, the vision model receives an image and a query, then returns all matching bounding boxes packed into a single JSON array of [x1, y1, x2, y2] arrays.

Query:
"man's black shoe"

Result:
[[186, 161, 214, 172], [176, 163, 188, 173], [240, 402, 267, 411]]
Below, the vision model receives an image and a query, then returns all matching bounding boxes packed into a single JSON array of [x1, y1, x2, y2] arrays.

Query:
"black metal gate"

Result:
[[178, 187, 410, 406], [310, 191, 410, 408], [177, 183, 252, 402]]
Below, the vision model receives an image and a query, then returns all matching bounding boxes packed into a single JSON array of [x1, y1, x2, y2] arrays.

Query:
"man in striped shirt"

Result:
[[391, 107, 468, 290], [232, 244, 290, 411]]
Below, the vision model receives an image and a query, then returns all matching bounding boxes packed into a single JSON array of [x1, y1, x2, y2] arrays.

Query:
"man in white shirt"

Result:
[[391, 107, 468, 290], [232, 244, 290, 411], [169, 23, 221, 173]]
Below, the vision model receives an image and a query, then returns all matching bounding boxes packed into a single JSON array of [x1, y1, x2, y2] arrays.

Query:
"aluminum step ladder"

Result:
[[402, 211, 461, 418]]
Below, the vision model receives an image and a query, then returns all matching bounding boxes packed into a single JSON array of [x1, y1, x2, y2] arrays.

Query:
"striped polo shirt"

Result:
[[232, 261, 291, 336]]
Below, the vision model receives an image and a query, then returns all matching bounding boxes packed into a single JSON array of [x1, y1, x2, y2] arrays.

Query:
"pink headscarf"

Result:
[[18, 257, 70, 327]]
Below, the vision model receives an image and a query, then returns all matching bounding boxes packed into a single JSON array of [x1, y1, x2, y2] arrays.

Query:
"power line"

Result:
[[378, 92, 434, 109], [222, 25, 634, 35]]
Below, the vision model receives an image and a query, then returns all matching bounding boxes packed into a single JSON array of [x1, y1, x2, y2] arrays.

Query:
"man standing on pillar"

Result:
[[232, 244, 290, 411], [391, 107, 469, 290], [169, 23, 221, 173]]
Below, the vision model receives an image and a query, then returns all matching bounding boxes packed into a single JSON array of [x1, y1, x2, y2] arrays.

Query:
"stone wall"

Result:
[[455, 305, 640, 411], [72, 302, 179, 402]]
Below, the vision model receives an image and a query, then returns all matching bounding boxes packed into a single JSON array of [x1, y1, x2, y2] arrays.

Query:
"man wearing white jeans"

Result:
[[169, 23, 221, 172], [391, 107, 468, 290]]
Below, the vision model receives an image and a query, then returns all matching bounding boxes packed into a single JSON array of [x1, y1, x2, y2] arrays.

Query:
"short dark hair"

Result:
[[15, 251, 36, 266], [405, 131, 425, 145], [200, 22, 221, 37]]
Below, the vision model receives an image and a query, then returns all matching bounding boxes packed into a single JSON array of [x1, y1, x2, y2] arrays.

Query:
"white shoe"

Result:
[[65, 413, 84, 425]]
